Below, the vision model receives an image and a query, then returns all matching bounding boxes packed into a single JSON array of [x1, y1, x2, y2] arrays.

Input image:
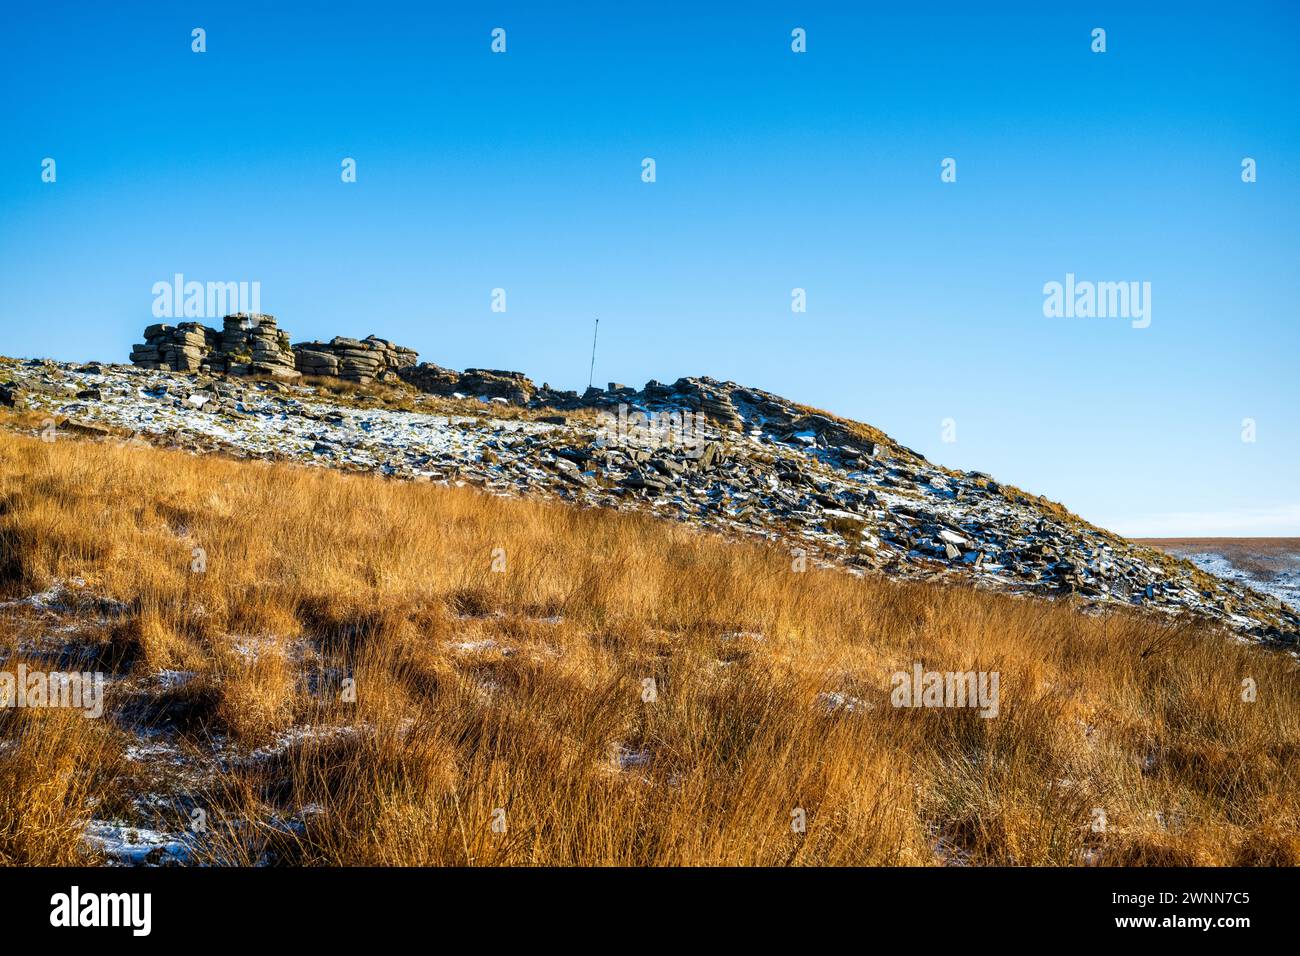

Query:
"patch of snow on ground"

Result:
[[1184, 552, 1300, 612], [615, 745, 651, 770], [152, 669, 197, 690], [83, 821, 193, 866], [818, 690, 872, 713], [451, 638, 515, 656]]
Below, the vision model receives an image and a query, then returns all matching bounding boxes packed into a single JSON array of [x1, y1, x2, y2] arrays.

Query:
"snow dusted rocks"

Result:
[[131, 316, 422, 385], [6, 353, 1299, 648], [398, 364, 536, 404], [130, 322, 216, 373], [131, 314, 299, 380], [293, 336, 418, 384]]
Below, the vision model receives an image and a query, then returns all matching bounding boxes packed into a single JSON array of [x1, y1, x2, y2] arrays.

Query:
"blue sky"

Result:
[[1, 1, 1297, 535]]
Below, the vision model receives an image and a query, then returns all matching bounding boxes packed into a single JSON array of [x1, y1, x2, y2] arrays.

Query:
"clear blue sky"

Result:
[[1, 1, 1297, 536]]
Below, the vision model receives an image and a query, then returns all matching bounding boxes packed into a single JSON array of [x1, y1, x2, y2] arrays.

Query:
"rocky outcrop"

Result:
[[130, 317, 425, 385], [129, 313, 548, 398], [221, 314, 298, 379], [131, 322, 217, 373], [544, 376, 879, 456], [398, 364, 536, 404], [293, 336, 418, 384], [130, 314, 299, 380]]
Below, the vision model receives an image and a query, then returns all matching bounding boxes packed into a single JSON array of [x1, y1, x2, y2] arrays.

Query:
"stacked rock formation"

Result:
[[292, 336, 419, 384], [217, 314, 298, 379], [397, 364, 535, 404], [130, 317, 429, 384], [131, 323, 220, 373], [130, 314, 298, 379]]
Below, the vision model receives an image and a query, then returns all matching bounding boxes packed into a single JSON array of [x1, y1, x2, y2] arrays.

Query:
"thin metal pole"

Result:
[[587, 318, 599, 390]]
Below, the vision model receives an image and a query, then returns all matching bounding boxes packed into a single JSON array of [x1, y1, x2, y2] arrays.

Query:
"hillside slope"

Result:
[[3, 354, 1295, 647]]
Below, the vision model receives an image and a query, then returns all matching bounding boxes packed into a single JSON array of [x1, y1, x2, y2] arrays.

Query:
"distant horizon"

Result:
[[1136, 535, 1300, 541]]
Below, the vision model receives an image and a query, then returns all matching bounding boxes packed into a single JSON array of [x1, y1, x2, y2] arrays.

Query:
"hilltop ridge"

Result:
[[2, 329, 1296, 647]]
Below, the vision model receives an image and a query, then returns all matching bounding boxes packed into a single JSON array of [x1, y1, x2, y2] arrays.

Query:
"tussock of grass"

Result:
[[0, 704, 122, 865], [0, 426, 1297, 866]]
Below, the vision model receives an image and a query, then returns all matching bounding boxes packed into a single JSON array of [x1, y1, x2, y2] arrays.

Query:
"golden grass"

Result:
[[0, 425, 1297, 866]]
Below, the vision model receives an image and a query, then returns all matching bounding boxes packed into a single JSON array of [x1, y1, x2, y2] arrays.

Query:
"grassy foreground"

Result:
[[1, 424, 1297, 866]]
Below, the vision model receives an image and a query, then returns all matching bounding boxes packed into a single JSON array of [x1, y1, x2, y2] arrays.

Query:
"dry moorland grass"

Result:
[[0, 425, 1297, 866], [1139, 538, 1300, 580]]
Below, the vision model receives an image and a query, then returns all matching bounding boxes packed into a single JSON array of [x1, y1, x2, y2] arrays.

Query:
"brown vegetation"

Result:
[[1140, 538, 1300, 581], [1, 425, 1297, 866]]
